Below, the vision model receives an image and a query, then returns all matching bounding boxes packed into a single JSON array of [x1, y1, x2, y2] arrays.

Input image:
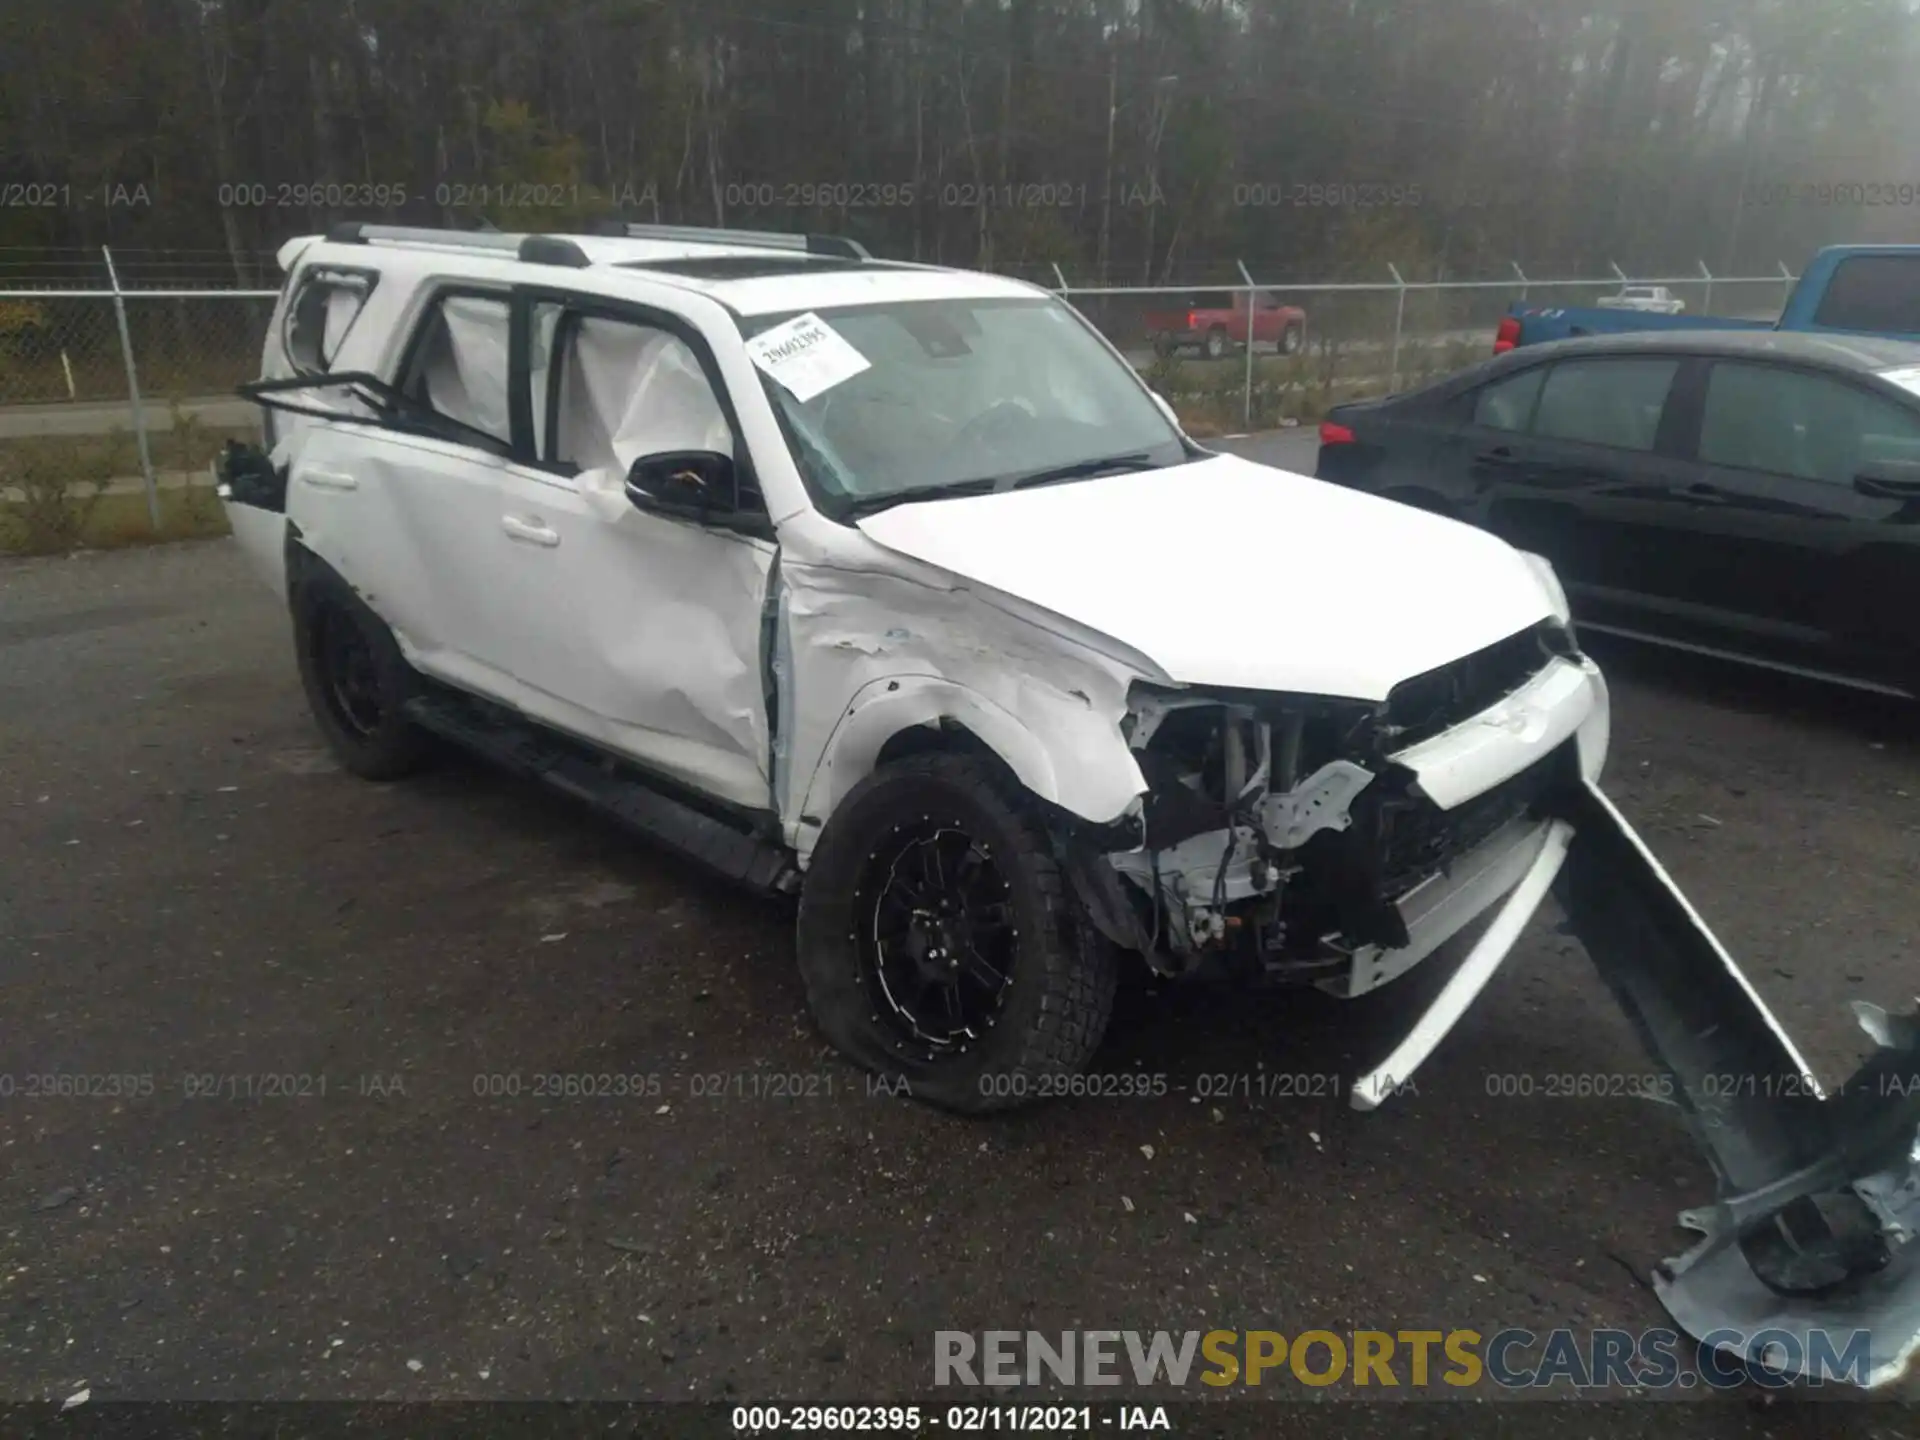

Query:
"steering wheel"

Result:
[[951, 398, 1039, 451]]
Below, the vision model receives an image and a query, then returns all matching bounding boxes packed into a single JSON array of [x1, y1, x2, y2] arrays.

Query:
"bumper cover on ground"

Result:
[[1348, 776, 1920, 1388], [1552, 780, 1920, 1389]]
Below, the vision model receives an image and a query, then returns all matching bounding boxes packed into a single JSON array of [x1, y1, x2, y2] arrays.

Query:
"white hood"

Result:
[[854, 451, 1557, 701]]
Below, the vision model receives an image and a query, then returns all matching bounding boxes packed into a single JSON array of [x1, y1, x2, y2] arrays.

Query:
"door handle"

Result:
[[1474, 447, 1522, 468], [501, 515, 560, 547], [1678, 482, 1728, 506], [301, 468, 359, 491]]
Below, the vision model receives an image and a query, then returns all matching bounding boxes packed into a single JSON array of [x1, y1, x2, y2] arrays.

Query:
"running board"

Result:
[[403, 690, 798, 895], [1552, 780, 1920, 1389]]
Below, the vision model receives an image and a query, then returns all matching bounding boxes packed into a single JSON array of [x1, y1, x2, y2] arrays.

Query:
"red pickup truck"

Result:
[[1145, 290, 1307, 360]]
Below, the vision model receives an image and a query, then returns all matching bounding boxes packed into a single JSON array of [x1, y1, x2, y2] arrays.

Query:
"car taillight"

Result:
[[1187, 311, 1199, 330], [1494, 317, 1521, 355], [1319, 421, 1357, 446]]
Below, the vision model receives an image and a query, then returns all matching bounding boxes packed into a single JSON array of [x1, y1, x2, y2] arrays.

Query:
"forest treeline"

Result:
[[2, 0, 1916, 286]]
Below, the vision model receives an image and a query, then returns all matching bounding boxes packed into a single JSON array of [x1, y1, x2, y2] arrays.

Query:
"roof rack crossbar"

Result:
[[588, 220, 870, 261], [325, 222, 591, 269]]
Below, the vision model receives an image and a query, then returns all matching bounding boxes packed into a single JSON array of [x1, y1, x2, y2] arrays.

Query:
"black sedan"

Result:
[[1317, 330, 1920, 696]]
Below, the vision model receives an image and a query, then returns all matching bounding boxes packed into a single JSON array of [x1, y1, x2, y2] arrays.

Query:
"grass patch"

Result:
[[0, 403, 255, 554], [0, 480, 231, 555]]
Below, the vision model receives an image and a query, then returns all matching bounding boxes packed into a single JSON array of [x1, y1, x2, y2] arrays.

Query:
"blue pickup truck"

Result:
[[1494, 244, 1920, 352]]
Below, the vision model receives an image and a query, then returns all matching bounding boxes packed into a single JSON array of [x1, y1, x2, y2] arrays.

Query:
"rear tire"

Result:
[[291, 565, 431, 781], [795, 752, 1117, 1113], [1203, 327, 1230, 361]]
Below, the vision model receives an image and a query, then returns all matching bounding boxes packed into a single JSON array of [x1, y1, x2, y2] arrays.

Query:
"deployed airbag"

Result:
[[558, 317, 733, 477]]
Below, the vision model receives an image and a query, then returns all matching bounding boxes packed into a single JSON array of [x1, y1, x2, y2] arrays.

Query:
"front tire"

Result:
[[291, 565, 431, 781], [1278, 322, 1305, 356], [795, 753, 1117, 1113]]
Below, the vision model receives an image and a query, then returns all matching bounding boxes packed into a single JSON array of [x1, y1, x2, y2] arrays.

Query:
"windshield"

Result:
[[738, 295, 1186, 514]]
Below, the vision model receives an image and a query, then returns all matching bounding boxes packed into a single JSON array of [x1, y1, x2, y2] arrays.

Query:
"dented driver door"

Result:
[[466, 296, 777, 815]]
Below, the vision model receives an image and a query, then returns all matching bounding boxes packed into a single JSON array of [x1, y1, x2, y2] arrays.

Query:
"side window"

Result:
[[1532, 358, 1678, 452], [1699, 361, 1920, 485], [400, 292, 513, 450], [1811, 255, 1920, 334], [283, 269, 374, 374], [542, 312, 752, 502], [1471, 367, 1545, 432]]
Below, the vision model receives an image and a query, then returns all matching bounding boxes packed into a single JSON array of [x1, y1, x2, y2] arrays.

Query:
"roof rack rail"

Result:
[[324, 222, 591, 269], [587, 219, 871, 262]]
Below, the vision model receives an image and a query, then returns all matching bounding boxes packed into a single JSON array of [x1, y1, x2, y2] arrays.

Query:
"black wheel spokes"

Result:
[[955, 938, 1008, 997], [861, 823, 1017, 1055]]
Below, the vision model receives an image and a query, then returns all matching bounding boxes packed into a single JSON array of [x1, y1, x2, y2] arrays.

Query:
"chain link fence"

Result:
[[1055, 264, 1800, 436], [0, 247, 1802, 553], [0, 278, 274, 554]]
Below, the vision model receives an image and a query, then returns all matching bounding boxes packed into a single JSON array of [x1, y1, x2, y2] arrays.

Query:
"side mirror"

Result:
[[625, 450, 739, 518]]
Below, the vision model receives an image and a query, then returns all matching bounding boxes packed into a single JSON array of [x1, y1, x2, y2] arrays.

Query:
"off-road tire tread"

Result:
[[290, 566, 431, 782], [796, 752, 1116, 1114]]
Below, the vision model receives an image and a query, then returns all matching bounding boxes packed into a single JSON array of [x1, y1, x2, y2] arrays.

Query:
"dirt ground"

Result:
[[2, 538, 1917, 1438]]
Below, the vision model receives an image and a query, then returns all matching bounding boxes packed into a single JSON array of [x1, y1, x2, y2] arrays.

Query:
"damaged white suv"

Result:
[[223, 223, 1920, 1386]]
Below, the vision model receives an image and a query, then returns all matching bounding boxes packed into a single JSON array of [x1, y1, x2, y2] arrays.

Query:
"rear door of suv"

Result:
[[220, 257, 377, 599]]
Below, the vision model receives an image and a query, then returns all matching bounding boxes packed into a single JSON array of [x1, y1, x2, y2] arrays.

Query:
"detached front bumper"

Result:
[[1353, 764, 1920, 1390], [1554, 780, 1920, 1390]]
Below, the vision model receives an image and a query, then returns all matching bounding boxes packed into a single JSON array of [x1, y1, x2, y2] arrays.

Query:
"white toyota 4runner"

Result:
[[221, 224, 1920, 1383]]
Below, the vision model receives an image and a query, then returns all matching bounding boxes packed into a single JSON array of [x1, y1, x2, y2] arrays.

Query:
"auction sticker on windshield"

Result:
[[746, 311, 871, 402]]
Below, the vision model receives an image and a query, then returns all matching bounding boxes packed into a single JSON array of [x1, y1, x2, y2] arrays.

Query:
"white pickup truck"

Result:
[[1597, 284, 1688, 314]]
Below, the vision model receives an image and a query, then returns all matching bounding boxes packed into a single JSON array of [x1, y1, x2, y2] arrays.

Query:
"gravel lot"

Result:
[[3, 530, 1918, 1436]]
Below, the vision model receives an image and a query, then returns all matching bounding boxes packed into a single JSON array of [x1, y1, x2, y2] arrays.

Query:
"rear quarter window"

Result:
[[283, 267, 376, 375]]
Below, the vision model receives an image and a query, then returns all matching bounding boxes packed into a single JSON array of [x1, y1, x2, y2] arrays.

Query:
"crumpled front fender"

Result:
[[790, 672, 1146, 860]]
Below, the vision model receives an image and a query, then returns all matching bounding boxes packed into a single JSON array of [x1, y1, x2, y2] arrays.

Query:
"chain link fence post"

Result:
[[102, 247, 160, 533], [1699, 260, 1715, 316], [1236, 259, 1256, 432], [1512, 261, 1529, 302], [1387, 262, 1408, 392]]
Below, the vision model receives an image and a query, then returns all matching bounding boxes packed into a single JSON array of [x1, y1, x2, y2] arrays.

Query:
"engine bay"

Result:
[[1106, 624, 1580, 982]]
